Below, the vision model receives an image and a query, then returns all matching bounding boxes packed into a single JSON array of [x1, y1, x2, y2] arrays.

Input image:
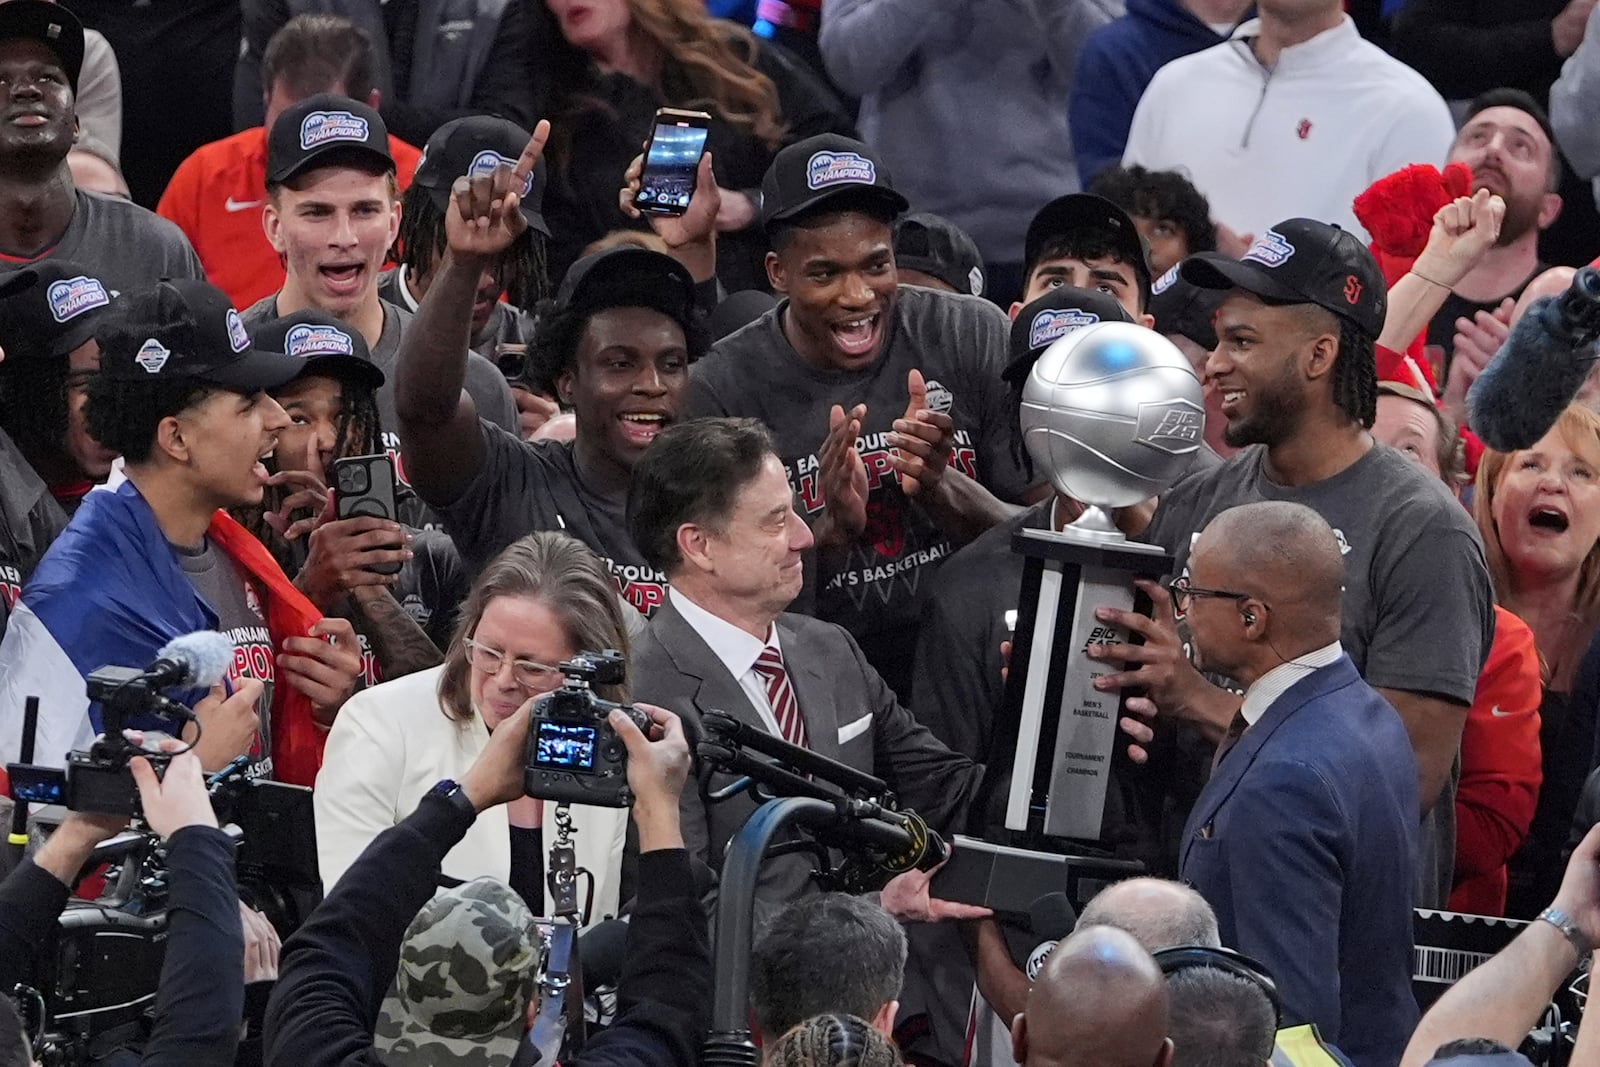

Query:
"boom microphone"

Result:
[[141, 631, 236, 690], [1467, 266, 1600, 452]]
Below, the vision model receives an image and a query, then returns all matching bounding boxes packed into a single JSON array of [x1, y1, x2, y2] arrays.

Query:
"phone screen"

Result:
[[635, 119, 710, 215]]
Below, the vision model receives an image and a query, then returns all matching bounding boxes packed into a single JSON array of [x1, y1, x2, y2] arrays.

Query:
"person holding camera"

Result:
[[0, 743, 248, 1066], [313, 531, 631, 920], [267, 697, 709, 1067]]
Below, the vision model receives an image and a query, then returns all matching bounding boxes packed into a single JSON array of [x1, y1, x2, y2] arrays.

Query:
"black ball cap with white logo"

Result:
[[0, 0, 83, 92], [251, 308, 385, 392], [1179, 218, 1387, 338], [412, 115, 549, 236], [1149, 265, 1223, 351], [895, 212, 986, 297], [97, 279, 304, 391], [1004, 286, 1134, 385], [760, 133, 909, 228], [0, 260, 113, 364], [267, 93, 394, 186]]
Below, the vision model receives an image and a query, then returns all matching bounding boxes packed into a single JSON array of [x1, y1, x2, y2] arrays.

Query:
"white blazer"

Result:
[[314, 665, 627, 925]]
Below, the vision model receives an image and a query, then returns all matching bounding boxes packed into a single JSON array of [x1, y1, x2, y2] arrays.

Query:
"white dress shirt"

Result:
[[670, 588, 788, 738], [1240, 641, 1344, 726]]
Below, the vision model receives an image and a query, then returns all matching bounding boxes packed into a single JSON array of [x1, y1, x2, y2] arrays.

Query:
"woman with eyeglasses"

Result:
[[313, 530, 641, 921]]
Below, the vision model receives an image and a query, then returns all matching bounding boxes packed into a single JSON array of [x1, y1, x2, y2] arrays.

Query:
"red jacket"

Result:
[[1449, 605, 1543, 915]]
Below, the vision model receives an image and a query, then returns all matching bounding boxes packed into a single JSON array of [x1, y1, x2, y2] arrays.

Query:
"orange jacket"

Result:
[[156, 127, 423, 308]]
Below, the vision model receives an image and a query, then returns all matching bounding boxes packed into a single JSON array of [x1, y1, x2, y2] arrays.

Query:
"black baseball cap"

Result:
[[0, 1, 83, 92], [250, 309, 385, 392], [1179, 218, 1387, 338], [1148, 264, 1222, 351], [554, 246, 696, 329], [895, 212, 985, 297], [0, 260, 113, 364], [760, 134, 909, 228], [1024, 193, 1152, 292], [267, 93, 394, 186], [412, 116, 549, 236], [1003, 286, 1134, 385], [97, 279, 304, 391]]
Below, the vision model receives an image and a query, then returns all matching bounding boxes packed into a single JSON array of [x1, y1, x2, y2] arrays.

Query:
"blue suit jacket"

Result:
[[1180, 655, 1419, 1067]]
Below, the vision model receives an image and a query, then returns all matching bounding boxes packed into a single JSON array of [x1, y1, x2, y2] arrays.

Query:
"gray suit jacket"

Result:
[[631, 597, 983, 914]]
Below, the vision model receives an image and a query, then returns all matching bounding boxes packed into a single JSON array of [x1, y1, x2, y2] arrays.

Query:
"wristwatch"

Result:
[[427, 778, 477, 819], [1538, 906, 1594, 960]]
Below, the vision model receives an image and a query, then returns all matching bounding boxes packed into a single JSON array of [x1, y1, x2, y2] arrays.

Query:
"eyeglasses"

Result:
[[463, 638, 564, 689], [1165, 575, 1252, 616]]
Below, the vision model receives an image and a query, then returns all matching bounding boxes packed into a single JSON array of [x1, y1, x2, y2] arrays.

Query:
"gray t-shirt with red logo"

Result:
[[178, 537, 275, 777], [691, 285, 1032, 696]]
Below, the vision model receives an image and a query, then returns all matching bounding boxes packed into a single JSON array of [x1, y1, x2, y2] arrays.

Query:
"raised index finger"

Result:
[[514, 119, 552, 182]]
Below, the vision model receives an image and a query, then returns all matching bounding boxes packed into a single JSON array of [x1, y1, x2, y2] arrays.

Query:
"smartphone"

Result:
[[633, 108, 712, 217], [332, 453, 402, 575]]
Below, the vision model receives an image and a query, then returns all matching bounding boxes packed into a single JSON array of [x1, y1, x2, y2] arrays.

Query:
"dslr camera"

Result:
[[523, 650, 650, 808]]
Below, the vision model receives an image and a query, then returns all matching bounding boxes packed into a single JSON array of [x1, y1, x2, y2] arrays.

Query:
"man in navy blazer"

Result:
[[625, 417, 987, 920], [1177, 501, 1419, 1067]]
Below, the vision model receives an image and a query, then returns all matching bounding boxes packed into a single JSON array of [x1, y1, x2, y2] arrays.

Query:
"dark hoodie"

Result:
[[1069, 0, 1230, 185], [0, 426, 67, 642]]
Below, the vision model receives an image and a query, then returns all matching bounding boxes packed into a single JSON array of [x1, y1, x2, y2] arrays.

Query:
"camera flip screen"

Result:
[[534, 721, 598, 773]]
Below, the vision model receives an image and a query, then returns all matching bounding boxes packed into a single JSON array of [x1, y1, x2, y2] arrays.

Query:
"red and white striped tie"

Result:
[[753, 645, 807, 749]]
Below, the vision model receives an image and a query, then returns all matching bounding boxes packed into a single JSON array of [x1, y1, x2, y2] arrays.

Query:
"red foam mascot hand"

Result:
[[1354, 162, 1476, 262]]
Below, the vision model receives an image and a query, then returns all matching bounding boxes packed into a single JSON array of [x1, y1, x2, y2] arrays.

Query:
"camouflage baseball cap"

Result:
[[374, 878, 545, 1066]]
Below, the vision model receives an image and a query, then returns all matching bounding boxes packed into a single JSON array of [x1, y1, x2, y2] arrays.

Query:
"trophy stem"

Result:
[[1057, 504, 1128, 544]]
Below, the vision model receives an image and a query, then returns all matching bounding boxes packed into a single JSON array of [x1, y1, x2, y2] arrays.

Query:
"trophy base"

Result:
[[1042, 505, 1168, 552]]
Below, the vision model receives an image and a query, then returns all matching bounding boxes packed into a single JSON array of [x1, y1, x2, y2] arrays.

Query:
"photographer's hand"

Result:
[[33, 810, 127, 888], [611, 704, 689, 851], [130, 749, 219, 839], [460, 700, 534, 812]]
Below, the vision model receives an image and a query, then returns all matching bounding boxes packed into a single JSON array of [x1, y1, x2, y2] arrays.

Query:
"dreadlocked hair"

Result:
[[232, 381, 385, 576], [766, 1016, 902, 1067], [1332, 318, 1378, 429], [0, 360, 70, 471], [396, 187, 551, 311]]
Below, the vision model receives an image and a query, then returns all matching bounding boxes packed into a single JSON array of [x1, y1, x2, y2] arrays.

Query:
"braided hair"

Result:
[[766, 1015, 902, 1067], [1332, 317, 1377, 429], [233, 377, 386, 576], [396, 187, 550, 312], [0, 359, 70, 472]]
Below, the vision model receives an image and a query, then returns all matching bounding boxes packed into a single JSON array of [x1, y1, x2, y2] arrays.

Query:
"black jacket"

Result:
[[1391, 0, 1568, 102], [263, 791, 711, 1067], [542, 34, 855, 294], [0, 426, 68, 642], [0, 826, 245, 1066]]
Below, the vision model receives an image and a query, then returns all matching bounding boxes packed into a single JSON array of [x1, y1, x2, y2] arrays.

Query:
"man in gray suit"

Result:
[[626, 417, 987, 917]]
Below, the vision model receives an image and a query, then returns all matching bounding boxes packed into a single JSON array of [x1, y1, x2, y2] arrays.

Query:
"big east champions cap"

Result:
[[0, 1, 83, 92], [268, 93, 394, 186], [760, 133, 908, 228], [251, 309, 385, 391], [413, 116, 549, 236], [1180, 218, 1387, 337]]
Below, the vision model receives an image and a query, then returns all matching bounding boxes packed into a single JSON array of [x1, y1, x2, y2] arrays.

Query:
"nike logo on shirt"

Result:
[[1490, 705, 1514, 717], [225, 197, 264, 212]]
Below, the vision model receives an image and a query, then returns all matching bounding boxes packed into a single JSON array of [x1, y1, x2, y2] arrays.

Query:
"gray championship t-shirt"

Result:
[[439, 424, 669, 618], [33, 189, 204, 293], [378, 267, 536, 360], [693, 286, 1032, 689], [1145, 441, 1496, 908], [177, 537, 275, 777]]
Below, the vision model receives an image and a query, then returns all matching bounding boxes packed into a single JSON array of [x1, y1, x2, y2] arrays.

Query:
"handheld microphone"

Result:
[[1016, 891, 1078, 979], [1467, 266, 1600, 452], [140, 632, 236, 690]]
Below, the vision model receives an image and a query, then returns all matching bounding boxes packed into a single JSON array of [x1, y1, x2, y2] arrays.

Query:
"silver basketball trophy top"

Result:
[[1019, 321, 1205, 544]]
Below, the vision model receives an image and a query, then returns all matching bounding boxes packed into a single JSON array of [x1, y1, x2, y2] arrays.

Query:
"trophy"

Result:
[[995, 320, 1205, 841]]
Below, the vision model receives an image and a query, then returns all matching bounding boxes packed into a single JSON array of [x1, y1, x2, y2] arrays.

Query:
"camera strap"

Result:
[[516, 804, 586, 1067]]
